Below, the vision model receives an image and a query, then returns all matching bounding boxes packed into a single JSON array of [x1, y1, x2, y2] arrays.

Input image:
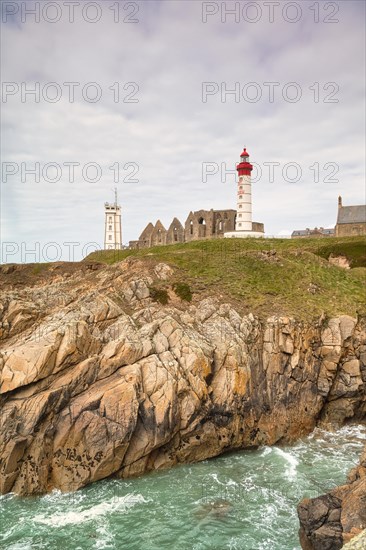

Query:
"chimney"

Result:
[[338, 195, 342, 208]]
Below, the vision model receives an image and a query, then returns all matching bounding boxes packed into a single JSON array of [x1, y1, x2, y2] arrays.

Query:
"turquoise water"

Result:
[[1, 425, 365, 550]]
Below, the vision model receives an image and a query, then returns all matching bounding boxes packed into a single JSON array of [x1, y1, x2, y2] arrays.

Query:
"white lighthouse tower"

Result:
[[235, 147, 253, 231], [225, 147, 265, 239], [104, 189, 122, 249]]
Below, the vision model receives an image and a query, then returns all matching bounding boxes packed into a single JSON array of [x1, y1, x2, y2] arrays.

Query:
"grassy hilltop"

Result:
[[86, 237, 366, 321]]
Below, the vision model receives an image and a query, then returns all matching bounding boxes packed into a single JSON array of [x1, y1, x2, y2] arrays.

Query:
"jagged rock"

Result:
[[298, 446, 366, 549], [298, 494, 343, 549], [343, 530, 366, 549], [0, 259, 365, 503], [328, 255, 351, 270]]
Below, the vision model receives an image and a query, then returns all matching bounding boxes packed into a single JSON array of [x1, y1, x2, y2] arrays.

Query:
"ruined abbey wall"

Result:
[[129, 209, 263, 249]]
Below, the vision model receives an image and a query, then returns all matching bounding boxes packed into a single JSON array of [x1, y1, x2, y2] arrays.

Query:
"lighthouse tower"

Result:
[[104, 189, 122, 250], [224, 147, 265, 239], [236, 148, 253, 231]]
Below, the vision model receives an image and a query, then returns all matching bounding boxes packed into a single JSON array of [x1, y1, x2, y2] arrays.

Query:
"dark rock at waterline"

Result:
[[195, 499, 233, 520], [298, 445, 366, 549], [298, 494, 343, 549]]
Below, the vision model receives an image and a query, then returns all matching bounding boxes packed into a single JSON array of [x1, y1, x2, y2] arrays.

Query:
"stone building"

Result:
[[184, 209, 236, 242], [166, 218, 185, 245], [291, 227, 335, 239], [335, 196, 366, 237], [291, 196, 365, 238], [150, 220, 167, 247], [135, 222, 154, 248], [129, 209, 237, 249]]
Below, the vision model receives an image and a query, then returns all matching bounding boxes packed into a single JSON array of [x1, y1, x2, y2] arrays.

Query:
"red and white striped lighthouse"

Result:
[[235, 147, 253, 231], [224, 146, 265, 239]]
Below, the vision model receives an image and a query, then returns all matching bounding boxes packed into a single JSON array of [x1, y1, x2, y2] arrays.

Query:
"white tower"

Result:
[[104, 189, 122, 250], [224, 147, 265, 239], [235, 147, 253, 231]]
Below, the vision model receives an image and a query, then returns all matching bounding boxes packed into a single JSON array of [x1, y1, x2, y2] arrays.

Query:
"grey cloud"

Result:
[[1, 0, 365, 261]]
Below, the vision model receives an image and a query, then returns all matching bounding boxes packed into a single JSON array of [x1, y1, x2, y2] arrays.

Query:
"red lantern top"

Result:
[[237, 147, 253, 176]]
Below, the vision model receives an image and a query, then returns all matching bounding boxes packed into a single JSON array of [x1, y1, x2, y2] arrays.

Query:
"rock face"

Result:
[[343, 530, 366, 549], [0, 258, 365, 499], [298, 446, 366, 549]]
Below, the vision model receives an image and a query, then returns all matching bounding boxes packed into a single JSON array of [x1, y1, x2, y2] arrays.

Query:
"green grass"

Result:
[[86, 249, 133, 265], [85, 237, 366, 321], [149, 287, 169, 305], [173, 282, 192, 302], [311, 240, 366, 268], [31, 263, 50, 275]]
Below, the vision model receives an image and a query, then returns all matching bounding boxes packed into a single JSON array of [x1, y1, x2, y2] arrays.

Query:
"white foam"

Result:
[[226, 479, 238, 487], [4, 545, 33, 550], [33, 493, 146, 527], [208, 473, 225, 485], [0, 492, 15, 502], [260, 446, 272, 457], [40, 488, 86, 506], [273, 447, 299, 480], [94, 522, 115, 549], [308, 424, 366, 443]]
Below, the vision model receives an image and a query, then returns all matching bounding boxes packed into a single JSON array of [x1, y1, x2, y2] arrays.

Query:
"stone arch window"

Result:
[[174, 227, 178, 241], [198, 217, 206, 237], [190, 220, 193, 235], [218, 220, 223, 231]]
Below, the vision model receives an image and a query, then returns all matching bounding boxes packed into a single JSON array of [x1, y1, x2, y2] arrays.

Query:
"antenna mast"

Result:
[[112, 187, 118, 207]]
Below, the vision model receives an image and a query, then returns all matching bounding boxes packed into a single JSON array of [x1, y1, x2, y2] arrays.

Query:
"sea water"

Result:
[[1, 425, 365, 550]]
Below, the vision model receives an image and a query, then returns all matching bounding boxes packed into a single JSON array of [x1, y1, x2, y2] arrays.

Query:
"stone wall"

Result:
[[150, 220, 167, 247], [252, 222, 265, 233], [130, 209, 244, 249], [166, 218, 185, 245], [335, 223, 366, 237]]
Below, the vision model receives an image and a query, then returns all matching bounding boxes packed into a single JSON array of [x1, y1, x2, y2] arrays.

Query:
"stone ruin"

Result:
[[129, 209, 238, 249]]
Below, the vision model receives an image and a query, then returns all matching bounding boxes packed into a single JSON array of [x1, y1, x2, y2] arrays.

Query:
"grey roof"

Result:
[[291, 228, 335, 236], [337, 205, 366, 225]]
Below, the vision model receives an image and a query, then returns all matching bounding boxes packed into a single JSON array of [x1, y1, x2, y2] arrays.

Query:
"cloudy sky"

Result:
[[1, 0, 365, 262]]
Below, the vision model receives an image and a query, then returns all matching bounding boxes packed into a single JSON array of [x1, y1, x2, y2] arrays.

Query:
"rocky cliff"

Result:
[[298, 446, 366, 549], [0, 258, 365, 503], [343, 530, 366, 549]]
